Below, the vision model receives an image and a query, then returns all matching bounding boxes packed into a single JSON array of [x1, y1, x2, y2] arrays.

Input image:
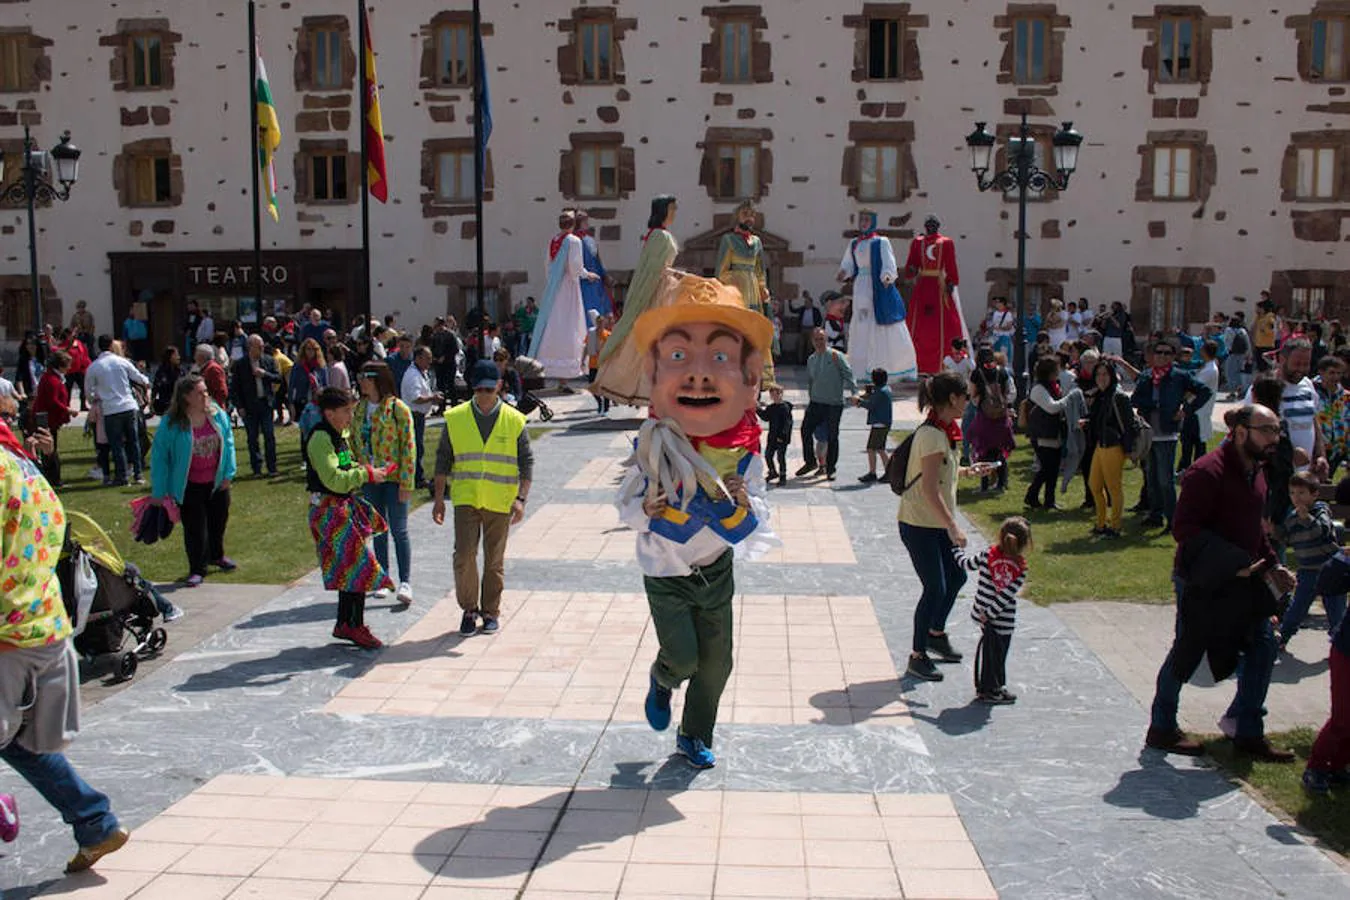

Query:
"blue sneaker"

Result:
[[459, 611, 478, 636], [1303, 768, 1334, 796], [676, 734, 716, 769], [645, 674, 672, 731]]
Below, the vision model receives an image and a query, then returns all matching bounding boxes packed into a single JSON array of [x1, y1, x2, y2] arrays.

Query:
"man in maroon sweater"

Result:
[[1146, 404, 1298, 761]]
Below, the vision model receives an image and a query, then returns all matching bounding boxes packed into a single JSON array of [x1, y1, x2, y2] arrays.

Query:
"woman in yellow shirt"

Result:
[[897, 371, 995, 682]]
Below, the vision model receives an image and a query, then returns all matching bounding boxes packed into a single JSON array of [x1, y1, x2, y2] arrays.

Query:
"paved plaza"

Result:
[[2, 384, 1348, 899]]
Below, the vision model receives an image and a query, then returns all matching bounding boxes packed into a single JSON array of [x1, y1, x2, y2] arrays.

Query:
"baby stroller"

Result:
[[512, 355, 554, 421], [57, 511, 167, 682]]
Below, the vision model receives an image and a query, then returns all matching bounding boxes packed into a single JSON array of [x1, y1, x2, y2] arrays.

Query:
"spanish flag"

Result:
[[360, 5, 388, 203], [255, 41, 281, 220]]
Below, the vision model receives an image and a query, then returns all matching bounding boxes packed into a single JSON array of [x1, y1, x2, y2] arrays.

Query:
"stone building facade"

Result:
[[1, 0, 1348, 353]]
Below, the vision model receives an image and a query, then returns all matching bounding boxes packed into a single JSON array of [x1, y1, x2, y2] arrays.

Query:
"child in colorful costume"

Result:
[[615, 273, 778, 769], [303, 386, 395, 650]]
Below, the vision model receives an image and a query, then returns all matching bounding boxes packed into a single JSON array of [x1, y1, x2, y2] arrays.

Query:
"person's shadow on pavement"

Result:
[[1103, 755, 1234, 820], [174, 645, 369, 692], [809, 679, 910, 726], [413, 763, 691, 880], [906, 698, 994, 736]]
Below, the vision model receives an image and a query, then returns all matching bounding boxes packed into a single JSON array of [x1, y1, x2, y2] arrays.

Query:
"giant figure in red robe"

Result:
[[904, 215, 970, 375]]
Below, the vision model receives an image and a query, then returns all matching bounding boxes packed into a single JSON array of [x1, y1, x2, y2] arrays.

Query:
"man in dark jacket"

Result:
[[1145, 404, 1298, 762], [231, 335, 281, 477], [1132, 339, 1214, 529]]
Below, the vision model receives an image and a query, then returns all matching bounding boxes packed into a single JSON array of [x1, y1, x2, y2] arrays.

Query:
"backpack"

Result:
[[887, 422, 938, 496], [977, 368, 1010, 420], [1229, 328, 1249, 356]]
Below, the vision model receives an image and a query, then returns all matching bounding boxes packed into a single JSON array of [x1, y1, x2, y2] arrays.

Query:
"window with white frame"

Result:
[[857, 143, 903, 202], [435, 150, 474, 202], [1153, 145, 1195, 200], [1296, 146, 1338, 200]]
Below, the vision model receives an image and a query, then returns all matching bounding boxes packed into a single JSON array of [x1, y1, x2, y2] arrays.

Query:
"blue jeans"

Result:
[[1151, 577, 1277, 740], [363, 482, 410, 584], [993, 335, 1013, 361], [102, 410, 140, 483], [1280, 567, 1348, 645], [899, 523, 967, 655], [0, 741, 119, 847], [1146, 439, 1178, 522], [960, 401, 977, 463]]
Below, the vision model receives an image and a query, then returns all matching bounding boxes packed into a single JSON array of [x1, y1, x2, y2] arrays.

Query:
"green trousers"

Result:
[[644, 549, 735, 746]]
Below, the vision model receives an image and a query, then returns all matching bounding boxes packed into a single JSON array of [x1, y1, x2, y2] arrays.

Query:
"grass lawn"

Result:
[[894, 430, 1219, 604], [1203, 728, 1349, 855], [50, 422, 432, 587]]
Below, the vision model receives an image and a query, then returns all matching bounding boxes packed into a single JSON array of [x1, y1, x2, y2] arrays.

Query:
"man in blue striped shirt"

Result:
[[1249, 338, 1328, 479]]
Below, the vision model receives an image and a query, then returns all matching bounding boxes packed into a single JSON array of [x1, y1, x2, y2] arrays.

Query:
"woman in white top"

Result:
[[1023, 356, 1081, 510], [1064, 301, 1082, 342], [986, 297, 1016, 362], [1045, 299, 1068, 348]]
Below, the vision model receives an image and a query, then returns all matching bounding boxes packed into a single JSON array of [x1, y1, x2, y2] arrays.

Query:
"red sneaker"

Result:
[[347, 625, 384, 650], [332, 623, 355, 642]]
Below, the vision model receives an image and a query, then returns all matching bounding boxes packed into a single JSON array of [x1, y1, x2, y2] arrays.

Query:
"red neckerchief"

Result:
[[650, 409, 763, 454], [928, 412, 961, 447], [986, 546, 1027, 593], [0, 418, 30, 461], [857, 231, 879, 241], [548, 231, 568, 261], [642, 227, 664, 244], [1151, 365, 1170, 387]]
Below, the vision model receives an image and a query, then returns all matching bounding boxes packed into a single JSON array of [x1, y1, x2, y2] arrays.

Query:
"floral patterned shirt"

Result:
[[350, 396, 417, 492], [1, 448, 71, 648], [1315, 377, 1350, 465]]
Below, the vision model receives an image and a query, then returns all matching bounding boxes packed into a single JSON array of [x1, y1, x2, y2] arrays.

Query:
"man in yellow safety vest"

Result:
[[433, 360, 534, 636]]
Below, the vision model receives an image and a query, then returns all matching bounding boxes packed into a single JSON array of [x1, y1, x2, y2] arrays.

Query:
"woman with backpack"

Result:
[[895, 371, 996, 682], [968, 346, 1016, 493], [1024, 356, 1080, 511], [1084, 360, 1138, 538]]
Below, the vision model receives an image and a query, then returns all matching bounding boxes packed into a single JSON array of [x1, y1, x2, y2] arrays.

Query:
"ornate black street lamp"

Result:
[[0, 126, 81, 333], [965, 113, 1082, 377]]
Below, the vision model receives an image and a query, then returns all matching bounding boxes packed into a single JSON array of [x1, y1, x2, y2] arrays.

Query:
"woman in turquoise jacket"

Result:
[[150, 374, 237, 587]]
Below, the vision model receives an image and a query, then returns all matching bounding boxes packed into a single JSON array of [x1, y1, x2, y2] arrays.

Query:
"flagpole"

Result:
[[472, 0, 486, 359], [358, 1, 372, 327], [248, 0, 263, 320]]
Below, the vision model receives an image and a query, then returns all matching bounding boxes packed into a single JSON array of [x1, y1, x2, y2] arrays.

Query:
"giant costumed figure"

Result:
[[905, 214, 971, 375], [716, 200, 774, 385], [615, 273, 778, 769], [576, 209, 614, 320], [837, 208, 916, 382], [592, 195, 681, 406], [530, 209, 599, 381]]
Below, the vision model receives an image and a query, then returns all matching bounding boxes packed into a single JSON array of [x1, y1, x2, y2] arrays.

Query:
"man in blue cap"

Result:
[[432, 360, 534, 636]]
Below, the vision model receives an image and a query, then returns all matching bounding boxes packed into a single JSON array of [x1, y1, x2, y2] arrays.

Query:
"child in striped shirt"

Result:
[[1278, 473, 1347, 649], [955, 517, 1033, 705]]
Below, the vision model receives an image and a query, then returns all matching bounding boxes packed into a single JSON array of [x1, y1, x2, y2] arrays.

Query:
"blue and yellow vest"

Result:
[[648, 445, 758, 545]]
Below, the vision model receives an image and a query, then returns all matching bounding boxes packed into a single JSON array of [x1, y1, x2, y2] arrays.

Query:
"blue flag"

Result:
[[474, 22, 492, 193]]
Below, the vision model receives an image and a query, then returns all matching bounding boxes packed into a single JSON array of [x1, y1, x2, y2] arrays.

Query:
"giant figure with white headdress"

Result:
[[836, 208, 916, 382]]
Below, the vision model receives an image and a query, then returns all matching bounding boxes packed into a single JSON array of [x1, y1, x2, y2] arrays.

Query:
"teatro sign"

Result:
[[185, 263, 290, 289]]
